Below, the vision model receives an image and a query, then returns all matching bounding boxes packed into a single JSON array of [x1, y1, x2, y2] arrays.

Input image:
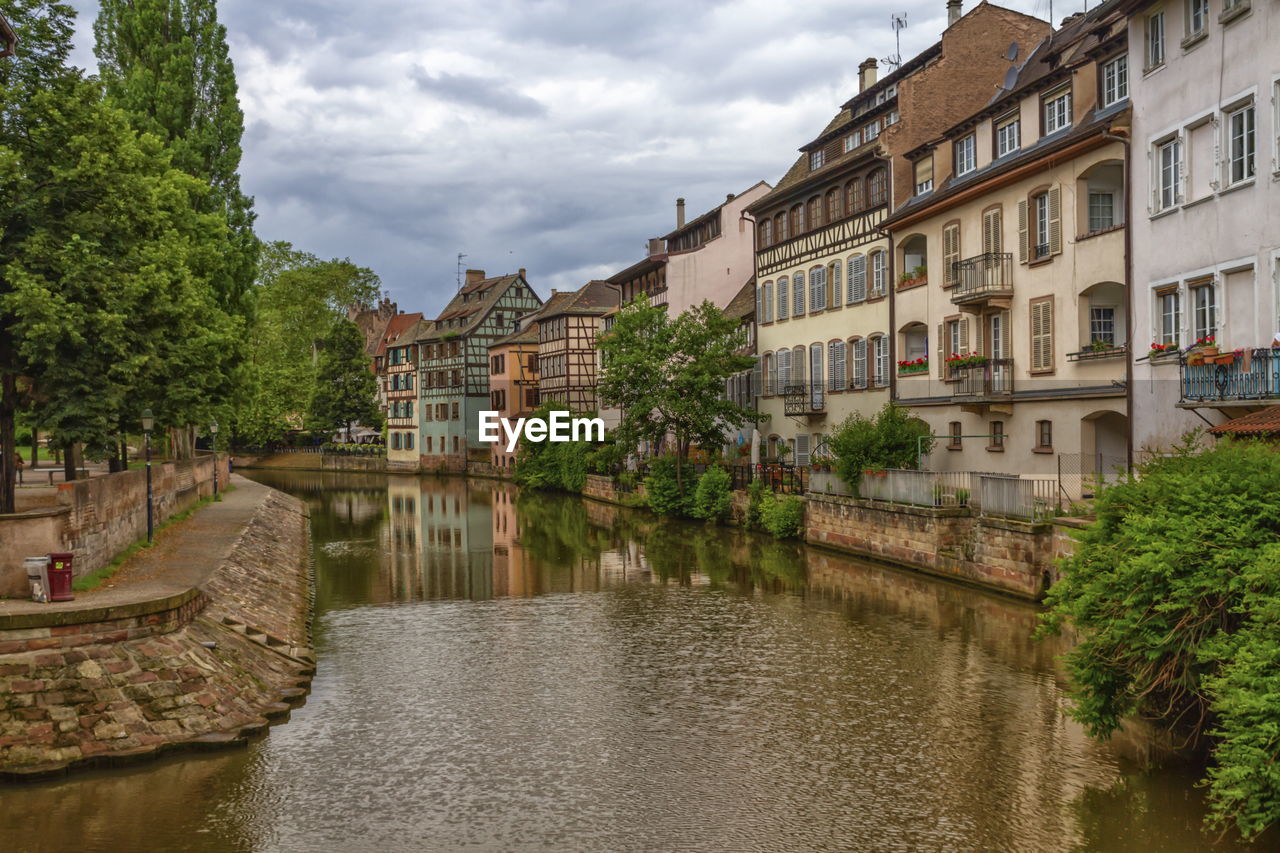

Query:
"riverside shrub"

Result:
[[644, 455, 695, 517], [830, 402, 934, 495], [691, 465, 733, 522], [759, 493, 805, 539], [1039, 439, 1280, 839]]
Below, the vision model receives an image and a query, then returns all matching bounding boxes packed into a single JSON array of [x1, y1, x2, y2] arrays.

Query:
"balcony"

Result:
[[951, 253, 1013, 309], [783, 382, 826, 416], [950, 358, 1014, 399], [1180, 349, 1280, 406]]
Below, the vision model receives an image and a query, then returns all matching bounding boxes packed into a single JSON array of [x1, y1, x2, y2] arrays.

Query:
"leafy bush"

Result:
[[759, 493, 805, 539], [1039, 440, 1280, 839], [644, 455, 696, 517], [513, 404, 592, 493], [830, 402, 934, 495], [691, 465, 733, 522], [744, 479, 767, 530]]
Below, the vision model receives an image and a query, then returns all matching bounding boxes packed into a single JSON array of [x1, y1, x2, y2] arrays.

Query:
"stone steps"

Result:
[[219, 616, 314, 666]]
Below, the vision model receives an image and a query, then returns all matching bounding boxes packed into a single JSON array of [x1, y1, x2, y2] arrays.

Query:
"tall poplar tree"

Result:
[[308, 318, 382, 441]]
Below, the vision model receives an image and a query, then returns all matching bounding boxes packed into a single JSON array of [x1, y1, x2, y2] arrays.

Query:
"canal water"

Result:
[[2, 470, 1265, 852]]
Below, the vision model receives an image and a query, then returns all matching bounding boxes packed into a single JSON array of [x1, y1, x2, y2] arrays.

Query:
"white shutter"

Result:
[[874, 336, 889, 387], [751, 359, 762, 397], [849, 255, 867, 303], [810, 267, 826, 311], [793, 347, 805, 383], [793, 273, 805, 315], [777, 278, 788, 320], [756, 285, 762, 320], [829, 341, 846, 390], [853, 338, 868, 389], [777, 349, 788, 393], [1017, 199, 1028, 264], [1047, 185, 1062, 256], [795, 434, 811, 467], [830, 261, 842, 307], [936, 323, 944, 378], [983, 208, 1002, 255]]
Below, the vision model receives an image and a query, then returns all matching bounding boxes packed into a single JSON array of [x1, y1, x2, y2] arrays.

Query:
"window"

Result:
[[452, 402, 460, 420], [943, 222, 960, 285], [885, 110, 899, 126], [1226, 103, 1255, 185], [847, 255, 867, 303], [809, 267, 827, 311], [914, 156, 934, 195], [760, 282, 771, 322], [759, 219, 772, 247], [1043, 88, 1072, 134], [872, 336, 889, 387], [391, 432, 401, 450], [1186, 0, 1208, 35], [844, 130, 862, 152], [988, 421, 1005, 450], [791, 204, 805, 235], [851, 338, 868, 389], [807, 196, 821, 229], [1031, 298, 1054, 371], [491, 354, 503, 374], [793, 272, 805, 316], [947, 319, 963, 361], [847, 179, 865, 213], [1090, 307, 1116, 346], [867, 169, 887, 206], [982, 208, 1003, 255], [996, 114, 1020, 158], [810, 149, 825, 170], [777, 278, 788, 320], [1101, 55, 1128, 107], [1035, 420, 1053, 450], [1027, 190, 1060, 260], [406, 432, 414, 451], [826, 189, 842, 223], [1156, 137, 1182, 210], [955, 134, 977, 176], [1157, 287, 1181, 346], [865, 120, 880, 141], [870, 251, 886, 296], [1088, 191, 1115, 232], [829, 260, 842, 307], [1146, 12, 1165, 68], [776, 212, 789, 242], [1191, 279, 1217, 341], [948, 422, 962, 449]]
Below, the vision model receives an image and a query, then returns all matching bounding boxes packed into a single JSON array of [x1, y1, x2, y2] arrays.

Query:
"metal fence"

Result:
[[1057, 452, 1128, 502], [853, 468, 1057, 521], [729, 463, 809, 495]]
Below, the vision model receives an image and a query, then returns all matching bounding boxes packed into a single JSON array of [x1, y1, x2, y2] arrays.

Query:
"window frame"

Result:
[[955, 134, 977, 176], [1100, 54, 1129, 107], [1146, 11, 1166, 70], [1155, 136, 1182, 211], [1190, 278, 1217, 342], [1042, 87, 1072, 136], [1224, 102, 1256, 187], [1186, 0, 1208, 36], [809, 148, 825, 171], [995, 113, 1020, 159], [988, 421, 1005, 451], [1156, 286, 1182, 347]]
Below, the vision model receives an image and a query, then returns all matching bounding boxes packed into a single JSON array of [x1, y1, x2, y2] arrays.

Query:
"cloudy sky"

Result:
[[65, 0, 1056, 316]]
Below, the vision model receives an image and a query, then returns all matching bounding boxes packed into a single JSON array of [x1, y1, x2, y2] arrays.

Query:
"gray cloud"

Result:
[[65, 0, 1047, 316]]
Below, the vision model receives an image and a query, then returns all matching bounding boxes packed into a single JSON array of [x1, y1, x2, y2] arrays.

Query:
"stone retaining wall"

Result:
[[804, 493, 1060, 599], [0, 456, 230, 597], [0, 488, 312, 777]]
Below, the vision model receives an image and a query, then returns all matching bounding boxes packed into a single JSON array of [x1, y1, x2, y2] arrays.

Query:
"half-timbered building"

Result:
[[486, 322, 541, 471], [384, 318, 423, 470], [536, 282, 619, 413], [416, 270, 542, 472]]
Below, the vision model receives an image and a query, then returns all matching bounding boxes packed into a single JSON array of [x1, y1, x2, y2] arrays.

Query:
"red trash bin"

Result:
[[47, 553, 75, 602]]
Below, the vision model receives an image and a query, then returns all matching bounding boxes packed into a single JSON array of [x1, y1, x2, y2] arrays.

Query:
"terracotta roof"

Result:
[[1209, 407, 1280, 436], [490, 321, 540, 349], [608, 256, 665, 285], [538, 280, 619, 319], [373, 312, 423, 357], [417, 272, 538, 342], [723, 278, 757, 321]]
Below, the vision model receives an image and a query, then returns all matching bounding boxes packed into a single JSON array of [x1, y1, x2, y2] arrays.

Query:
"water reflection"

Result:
[[1, 469, 1267, 853]]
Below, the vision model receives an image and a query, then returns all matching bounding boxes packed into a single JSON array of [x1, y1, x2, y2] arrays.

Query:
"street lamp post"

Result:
[[210, 420, 219, 498], [141, 409, 154, 542]]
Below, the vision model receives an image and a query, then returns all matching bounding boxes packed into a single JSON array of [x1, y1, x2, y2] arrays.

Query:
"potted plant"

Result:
[[932, 482, 946, 507], [897, 357, 929, 374], [1191, 335, 1218, 356], [1088, 338, 1114, 352], [1149, 341, 1178, 360], [945, 351, 988, 371], [955, 487, 970, 507], [913, 265, 927, 281]]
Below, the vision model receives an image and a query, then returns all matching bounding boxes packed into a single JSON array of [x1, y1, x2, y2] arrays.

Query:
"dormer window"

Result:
[[996, 112, 1021, 157], [1043, 87, 1072, 135], [885, 110, 899, 126], [810, 149, 825, 170], [955, 134, 976, 176], [843, 130, 862, 152], [865, 120, 881, 141]]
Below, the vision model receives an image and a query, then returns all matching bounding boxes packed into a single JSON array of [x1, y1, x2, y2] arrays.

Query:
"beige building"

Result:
[[749, 1, 1049, 466], [887, 4, 1131, 489]]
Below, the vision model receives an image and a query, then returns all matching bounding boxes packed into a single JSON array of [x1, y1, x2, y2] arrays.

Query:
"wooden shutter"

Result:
[[849, 255, 867, 303], [796, 434, 811, 467], [936, 323, 944, 377], [810, 267, 826, 311], [983, 208, 1002, 254], [776, 279, 787, 320], [874, 337, 890, 387], [1031, 300, 1053, 370], [1047, 186, 1062, 256], [1017, 199, 1028, 263], [751, 359, 762, 397], [853, 338, 867, 388], [793, 273, 805, 315], [793, 347, 806, 383], [829, 341, 847, 390], [829, 262, 840, 307], [943, 223, 960, 285]]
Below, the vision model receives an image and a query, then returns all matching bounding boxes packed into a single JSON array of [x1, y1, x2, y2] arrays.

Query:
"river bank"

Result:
[[0, 476, 314, 779]]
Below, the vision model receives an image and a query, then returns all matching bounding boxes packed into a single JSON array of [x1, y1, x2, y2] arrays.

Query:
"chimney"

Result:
[[947, 0, 962, 27], [726, 193, 735, 201], [518, 268, 526, 279], [858, 58, 878, 92], [676, 198, 686, 229], [465, 269, 485, 285], [647, 237, 663, 257], [550, 289, 558, 296]]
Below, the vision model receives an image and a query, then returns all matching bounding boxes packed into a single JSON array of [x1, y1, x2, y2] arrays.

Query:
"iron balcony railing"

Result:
[[1180, 348, 1280, 402], [950, 358, 1014, 397], [951, 252, 1014, 304], [783, 381, 825, 415]]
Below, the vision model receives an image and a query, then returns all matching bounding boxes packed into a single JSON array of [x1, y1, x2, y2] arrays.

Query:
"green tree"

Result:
[[830, 402, 935, 495], [235, 242, 382, 445], [308, 318, 381, 440], [513, 402, 590, 492], [94, 0, 257, 315], [598, 296, 756, 497], [1040, 440, 1280, 839]]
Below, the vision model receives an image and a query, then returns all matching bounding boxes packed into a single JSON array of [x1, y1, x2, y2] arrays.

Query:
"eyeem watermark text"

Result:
[[478, 411, 605, 452]]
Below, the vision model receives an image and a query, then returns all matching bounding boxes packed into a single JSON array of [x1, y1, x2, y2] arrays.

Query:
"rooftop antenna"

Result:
[[456, 252, 467, 289], [883, 13, 907, 71]]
